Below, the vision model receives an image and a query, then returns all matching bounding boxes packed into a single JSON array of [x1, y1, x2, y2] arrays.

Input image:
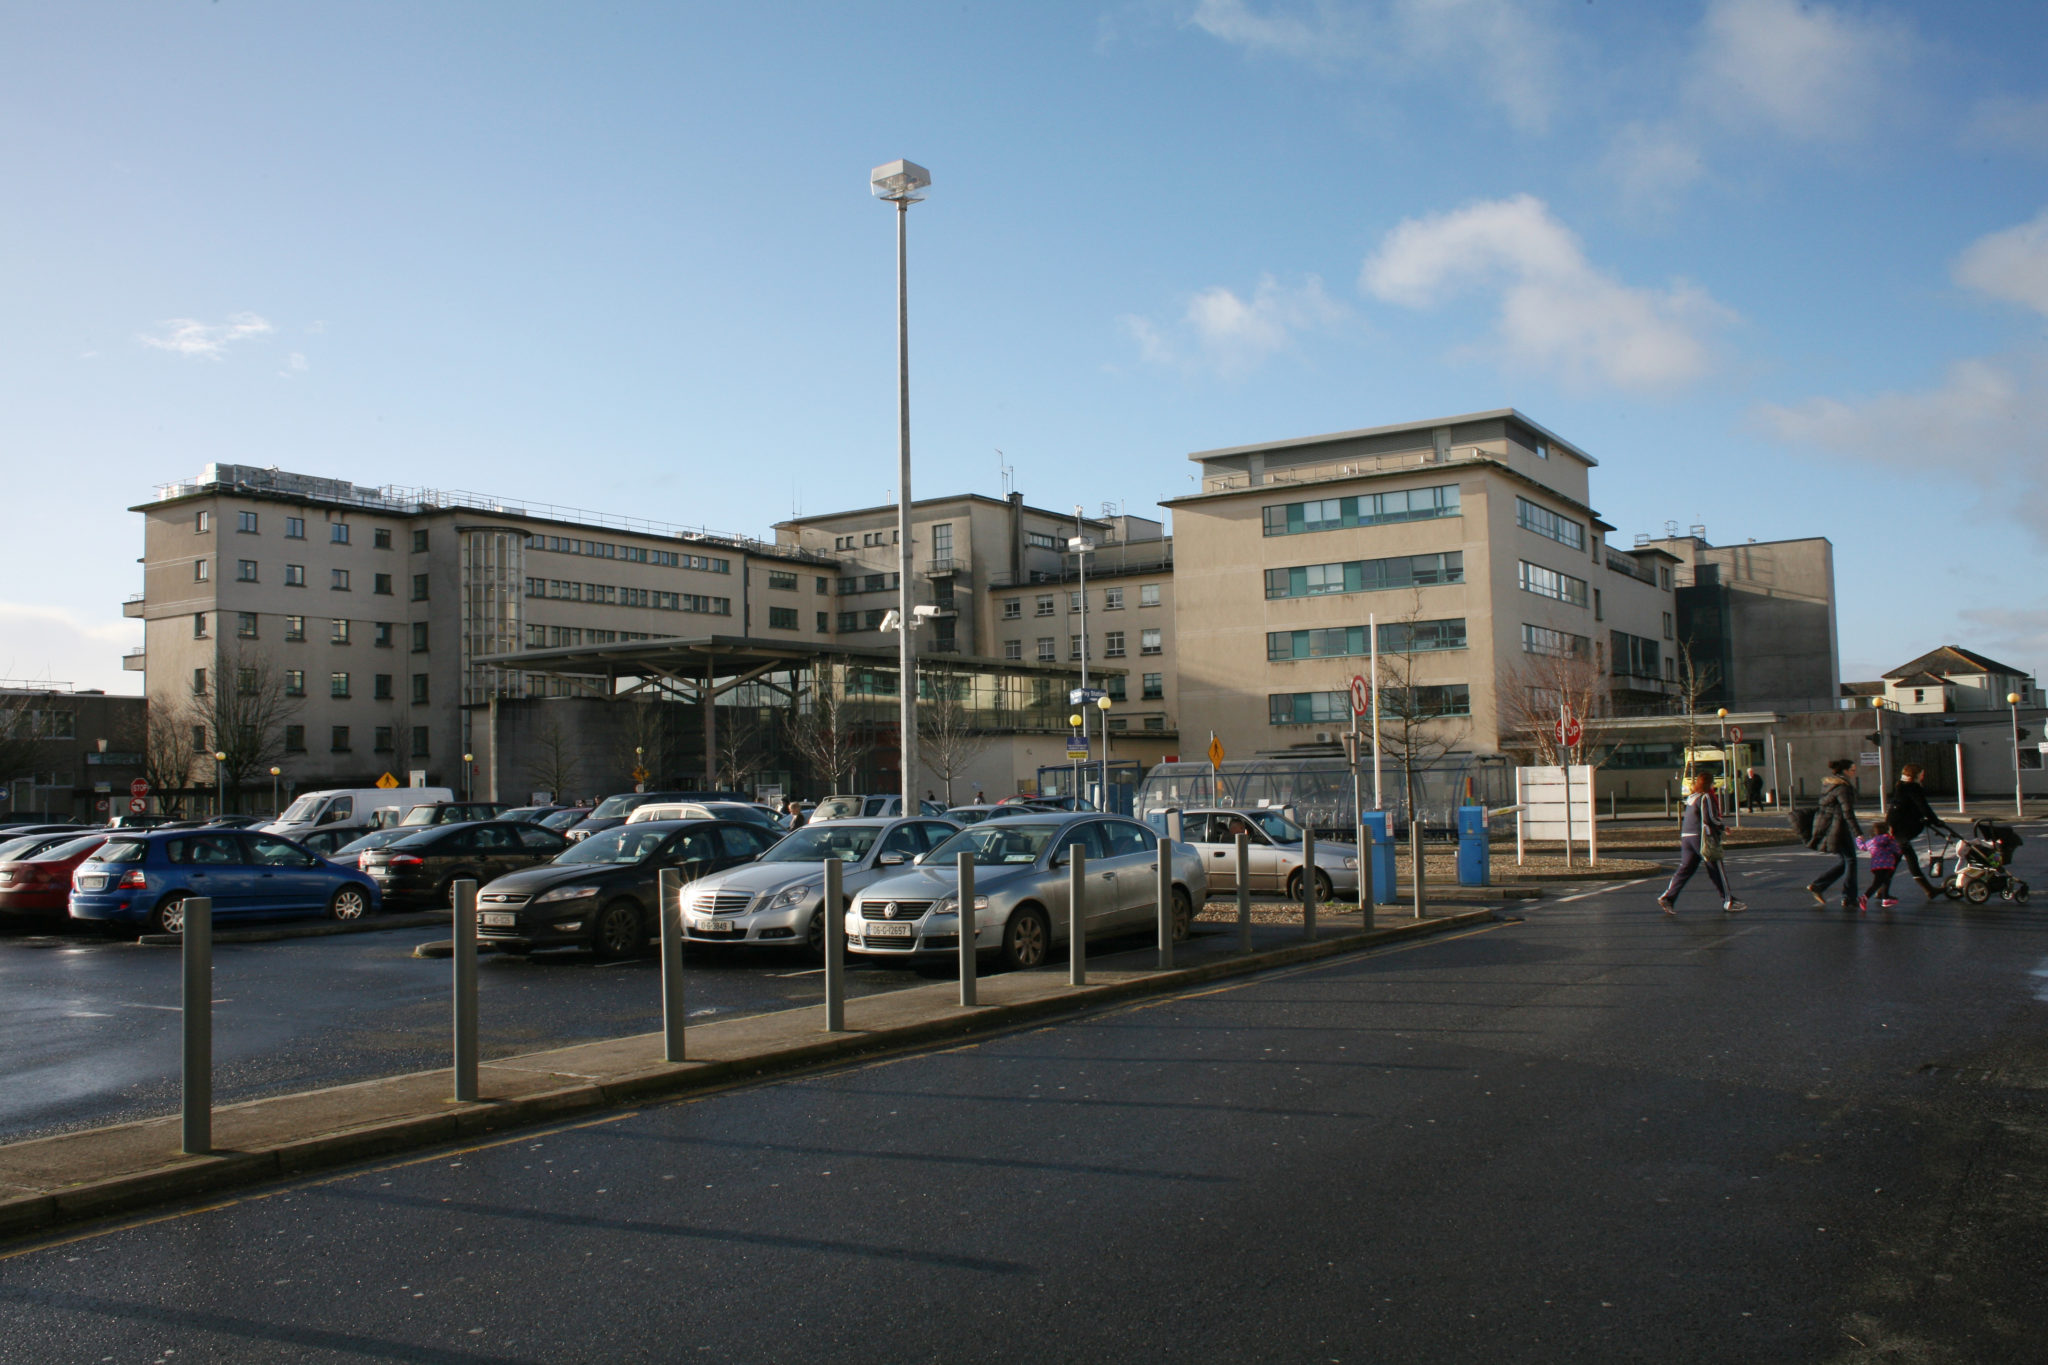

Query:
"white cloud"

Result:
[[278, 352, 310, 379], [1690, 0, 1915, 144], [1952, 207, 2048, 319], [1601, 121, 1706, 217], [0, 602, 140, 696], [1360, 194, 1733, 389], [1963, 94, 2048, 156], [1188, 0, 1348, 62], [1121, 273, 1346, 377], [136, 312, 274, 360]]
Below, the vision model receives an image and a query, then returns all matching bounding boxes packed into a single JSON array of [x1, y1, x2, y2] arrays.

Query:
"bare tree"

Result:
[[1672, 640, 1722, 782], [522, 707, 584, 803], [613, 693, 674, 790], [1371, 601, 1471, 830], [1498, 644, 1614, 769], [783, 665, 864, 798], [113, 700, 195, 817], [178, 650, 302, 812], [917, 667, 990, 806], [712, 709, 766, 794]]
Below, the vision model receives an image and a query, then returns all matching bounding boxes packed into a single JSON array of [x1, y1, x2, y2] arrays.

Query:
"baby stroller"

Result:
[[1939, 820, 2029, 904]]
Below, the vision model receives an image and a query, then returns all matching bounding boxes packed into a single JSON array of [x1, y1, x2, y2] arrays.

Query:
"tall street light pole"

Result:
[[213, 750, 227, 820], [871, 158, 931, 818], [2010, 692, 2026, 819], [1069, 529, 1096, 807]]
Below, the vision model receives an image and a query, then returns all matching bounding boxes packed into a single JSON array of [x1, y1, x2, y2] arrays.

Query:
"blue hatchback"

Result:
[[70, 828, 382, 934]]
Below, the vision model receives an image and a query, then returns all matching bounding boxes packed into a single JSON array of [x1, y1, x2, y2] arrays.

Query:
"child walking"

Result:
[[1859, 821, 1902, 912]]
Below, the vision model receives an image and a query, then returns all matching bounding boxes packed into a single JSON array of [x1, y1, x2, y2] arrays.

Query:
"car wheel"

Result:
[[433, 877, 457, 909], [327, 886, 370, 921], [592, 899, 645, 960], [148, 895, 186, 936], [1286, 869, 1335, 903], [804, 907, 826, 959], [1172, 886, 1193, 942], [1965, 880, 1991, 905], [1000, 905, 1050, 971]]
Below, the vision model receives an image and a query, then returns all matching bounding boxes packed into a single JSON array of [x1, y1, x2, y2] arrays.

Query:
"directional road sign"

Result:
[[1350, 675, 1370, 716], [1069, 687, 1106, 705]]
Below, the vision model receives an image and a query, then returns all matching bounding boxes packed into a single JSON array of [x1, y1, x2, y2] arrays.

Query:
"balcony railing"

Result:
[[1200, 445, 1486, 494], [122, 595, 146, 618], [122, 648, 146, 672], [925, 557, 966, 577]]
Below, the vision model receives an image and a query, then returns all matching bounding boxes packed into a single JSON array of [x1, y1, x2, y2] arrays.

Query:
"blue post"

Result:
[[1456, 806, 1490, 887], [1360, 811, 1395, 902]]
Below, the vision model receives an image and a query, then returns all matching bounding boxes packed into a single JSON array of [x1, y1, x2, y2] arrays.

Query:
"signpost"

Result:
[[1206, 734, 1225, 807], [1349, 675, 1369, 914], [127, 797, 147, 814], [375, 772, 400, 790], [1729, 725, 1744, 744]]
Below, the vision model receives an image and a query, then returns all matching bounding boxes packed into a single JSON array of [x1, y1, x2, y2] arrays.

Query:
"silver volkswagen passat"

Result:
[[845, 813, 1209, 971], [679, 816, 958, 956]]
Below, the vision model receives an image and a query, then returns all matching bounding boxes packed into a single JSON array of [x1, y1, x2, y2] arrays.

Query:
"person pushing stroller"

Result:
[[1884, 763, 1955, 899]]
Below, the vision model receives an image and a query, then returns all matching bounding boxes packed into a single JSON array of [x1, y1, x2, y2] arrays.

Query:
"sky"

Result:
[[3, 0, 2046, 697]]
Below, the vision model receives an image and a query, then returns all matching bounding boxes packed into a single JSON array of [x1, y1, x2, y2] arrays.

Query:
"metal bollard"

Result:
[[1156, 836, 1174, 970], [823, 858, 845, 1031], [1302, 827, 1318, 939], [1068, 843, 1087, 986], [1235, 831, 1251, 953], [1359, 823, 1376, 930], [659, 868, 685, 1062], [957, 853, 977, 1008], [452, 879, 478, 1102], [1409, 821, 1426, 920], [180, 895, 213, 1155]]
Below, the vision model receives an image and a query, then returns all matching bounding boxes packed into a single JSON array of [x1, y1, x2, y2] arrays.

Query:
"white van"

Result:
[[264, 787, 455, 842]]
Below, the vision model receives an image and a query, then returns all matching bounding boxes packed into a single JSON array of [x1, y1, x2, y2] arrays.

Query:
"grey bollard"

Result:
[[1359, 823, 1376, 930], [823, 857, 846, 1031], [1302, 827, 1318, 939], [453, 879, 479, 1101], [1235, 831, 1251, 953], [1068, 843, 1087, 986], [1156, 836, 1174, 970], [957, 853, 977, 1008], [181, 895, 213, 1155], [1409, 820, 1426, 920], [659, 868, 685, 1062]]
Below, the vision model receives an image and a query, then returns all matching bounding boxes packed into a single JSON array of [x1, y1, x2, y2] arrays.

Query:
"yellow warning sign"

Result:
[[1206, 736, 1225, 769], [375, 772, 400, 789]]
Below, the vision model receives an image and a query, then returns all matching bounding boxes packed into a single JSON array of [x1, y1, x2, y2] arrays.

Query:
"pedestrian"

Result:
[[783, 799, 806, 830], [1743, 767, 1764, 813], [1884, 762, 1953, 899], [1658, 772, 1746, 915], [1805, 758, 1863, 910], [973, 789, 985, 805], [1858, 821, 1902, 912]]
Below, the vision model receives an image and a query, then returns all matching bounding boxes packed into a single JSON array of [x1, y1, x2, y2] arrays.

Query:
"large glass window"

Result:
[[1265, 552, 1463, 599], [1522, 623, 1591, 657], [1518, 561, 1589, 607], [1515, 497, 1585, 550], [1268, 618, 1465, 661], [1273, 685, 1468, 724], [1262, 483, 1460, 536], [1612, 630, 1661, 679]]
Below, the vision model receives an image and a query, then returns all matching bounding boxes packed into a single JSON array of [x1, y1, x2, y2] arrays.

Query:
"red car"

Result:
[[0, 833, 108, 922]]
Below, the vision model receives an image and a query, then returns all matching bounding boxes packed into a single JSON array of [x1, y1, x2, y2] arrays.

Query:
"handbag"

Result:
[[1703, 830, 1724, 862]]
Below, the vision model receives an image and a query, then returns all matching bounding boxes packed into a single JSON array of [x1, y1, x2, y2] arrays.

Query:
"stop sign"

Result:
[[1556, 714, 1583, 748], [129, 778, 149, 799]]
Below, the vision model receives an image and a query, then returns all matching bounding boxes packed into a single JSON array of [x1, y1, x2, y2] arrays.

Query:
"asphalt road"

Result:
[[3, 830, 2046, 1362], [0, 924, 939, 1144]]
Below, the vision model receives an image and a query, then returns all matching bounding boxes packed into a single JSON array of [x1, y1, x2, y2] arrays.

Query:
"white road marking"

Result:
[[771, 968, 825, 978], [2031, 957, 2048, 1003], [1553, 879, 1656, 904]]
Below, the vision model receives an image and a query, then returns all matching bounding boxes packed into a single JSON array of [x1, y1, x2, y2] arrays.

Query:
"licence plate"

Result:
[[863, 920, 914, 937], [480, 913, 517, 927], [691, 917, 723, 932], [77, 875, 106, 891]]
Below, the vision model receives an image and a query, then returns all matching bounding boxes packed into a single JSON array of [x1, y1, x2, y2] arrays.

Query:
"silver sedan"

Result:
[[845, 814, 1209, 970], [1157, 808, 1360, 899]]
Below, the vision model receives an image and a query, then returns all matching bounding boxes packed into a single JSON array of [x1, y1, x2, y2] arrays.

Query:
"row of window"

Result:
[[1518, 560, 1589, 607], [193, 666, 430, 703], [263, 724, 431, 757], [1514, 497, 1585, 551], [839, 572, 902, 596], [1261, 484, 1461, 537], [1000, 629, 1162, 662], [193, 612, 427, 651], [196, 510, 425, 553], [1265, 552, 1463, 600], [1001, 583, 1163, 619], [1521, 623, 1591, 658], [199, 560, 431, 599], [525, 533, 727, 572], [833, 530, 900, 550], [1268, 685, 1471, 725], [521, 578, 729, 615], [1267, 618, 1467, 661]]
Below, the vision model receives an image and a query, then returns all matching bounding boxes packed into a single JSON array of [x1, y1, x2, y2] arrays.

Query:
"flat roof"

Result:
[[473, 633, 1121, 681], [1186, 408, 1596, 468], [777, 493, 1118, 530]]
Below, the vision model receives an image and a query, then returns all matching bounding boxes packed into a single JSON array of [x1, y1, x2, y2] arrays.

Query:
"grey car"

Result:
[[845, 813, 1208, 971], [678, 817, 959, 956], [1155, 808, 1360, 899]]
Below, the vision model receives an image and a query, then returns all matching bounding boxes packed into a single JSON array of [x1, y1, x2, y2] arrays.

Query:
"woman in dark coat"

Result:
[[1884, 763, 1952, 899], [1806, 758, 1863, 910]]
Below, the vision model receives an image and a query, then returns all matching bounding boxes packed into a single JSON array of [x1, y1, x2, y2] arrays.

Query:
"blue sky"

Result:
[[4, 0, 2045, 695]]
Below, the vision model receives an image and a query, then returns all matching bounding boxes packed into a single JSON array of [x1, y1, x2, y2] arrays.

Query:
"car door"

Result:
[[169, 832, 257, 915], [713, 824, 772, 874], [1244, 821, 1288, 891], [467, 823, 521, 881], [1053, 822, 1119, 939], [872, 822, 928, 877], [661, 828, 720, 885], [241, 833, 327, 911], [1097, 819, 1163, 924], [1190, 813, 1240, 891], [514, 824, 568, 867]]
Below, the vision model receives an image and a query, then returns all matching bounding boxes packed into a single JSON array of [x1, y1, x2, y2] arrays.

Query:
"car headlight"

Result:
[[768, 882, 814, 910], [930, 895, 990, 913], [535, 885, 602, 904], [1342, 857, 1358, 870]]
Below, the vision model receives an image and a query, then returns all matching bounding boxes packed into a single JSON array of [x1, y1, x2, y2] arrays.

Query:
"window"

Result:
[[285, 615, 305, 641], [191, 667, 207, 695], [1517, 561, 1588, 607], [412, 727, 432, 757], [1612, 631, 1662, 680], [1104, 631, 1126, 658], [1261, 483, 1461, 536], [837, 611, 859, 632], [1144, 716, 1165, 732], [1107, 716, 1129, 732], [1142, 673, 1164, 701], [525, 623, 545, 647], [1534, 441, 1549, 459], [374, 528, 392, 550], [193, 612, 208, 639], [931, 523, 953, 558], [195, 510, 211, 533], [374, 621, 393, 648], [1140, 628, 1162, 655], [1105, 675, 1126, 701], [1271, 685, 1468, 724], [768, 606, 799, 630], [285, 517, 305, 539], [237, 511, 258, 533], [411, 574, 429, 601], [330, 725, 351, 751], [1521, 623, 1590, 658], [332, 618, 351, 644], [1381, 618, 1468, 653], [194, 558, 210, 582], [284, 724, 305, 753], [361, 672, 388, 702], [1070, 635, 1083, 661], [1026, 531, 1059, 550], [1103, 587, 1124, 611], [862, 531, 883, 547], [768, 570, 798, 591], [234, 559, 258, 583], [331, 523, 350, 545], [190, 724, 206, 752], [285, 669, 305, 696], [284, 564, 305, 587], [1662, 611, 1674, 640], [411, 622, 428, 652], [411, 674, 430, 704], [817, 576, 830, 595], [1514, 497, 1585, 550], [373, 573, 393, 595], [374, 726, 394, 753], [1035, 595, 1054, 617], [236, 611, 258, 639], [412, 530, 429, 553], [1002, 598, 1021, 620], [864, 608, 886, 630], [1665, 657, 1676, 681], [1037, 637, 1056, 662], [1266, 552, 1464, 599], [331, 568, 351, 591], [1594, 588, 1603, 622], [1913, 688, 1926, 704], [330, 672, 350, 698], [1003, 639, 1022, 661], [1070, 591, 1083, 613], [1268, 625, 1370, 660], [1140, 583, 1161, 608], [817, 612, 830, 633]]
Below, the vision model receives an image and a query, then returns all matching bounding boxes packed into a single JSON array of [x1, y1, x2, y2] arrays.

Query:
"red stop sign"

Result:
[[129, 778, 149, 799], [1555, 715, 1583, 748]]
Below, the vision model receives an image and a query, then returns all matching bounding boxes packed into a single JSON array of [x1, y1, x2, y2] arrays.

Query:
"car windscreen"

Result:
[[761, 825, 880, 864], [540, 809, 586, 829], [279, 795, 323, 823], [812, 797, 861, 821], [554, 827, 663, 865], [589, 793, 647, 819], [399, 805, 443, 826], [336, 829, 408, 856], [88, 839, 150, 864], [926, 823, 1062, 867], [27, 835, 105, 863], [389, 828, 452, 849], [946, 808, 993, 825]]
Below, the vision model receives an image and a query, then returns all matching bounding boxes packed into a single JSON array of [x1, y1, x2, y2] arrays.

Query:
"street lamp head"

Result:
[[1716, 708, 1728, 719], [213, 751, 226, 762], [1069, 714, 1082, 728], [1067, 537, 1096, 554], [1097, 696, 1112, 711], [96, 738, 108, 753], [2010, 692, 2023, 706], [269, 767, 280, 777], [463, 753, 474, 764], [869, 159, 930, 203]]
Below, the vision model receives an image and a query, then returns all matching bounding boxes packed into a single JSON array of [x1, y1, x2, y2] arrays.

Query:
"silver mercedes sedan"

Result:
[[679, 816, 959, 956], [844, 813, 1209, 971]]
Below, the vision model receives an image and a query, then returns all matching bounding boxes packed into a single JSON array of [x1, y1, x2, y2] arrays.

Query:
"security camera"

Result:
[[878, 610, 902, 633], [911, 604, 941, 621]]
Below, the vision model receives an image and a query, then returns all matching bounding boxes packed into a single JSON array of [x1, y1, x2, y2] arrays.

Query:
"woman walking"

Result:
[[1658, 772, 1746, 915], [1884, 763, 1953, 899], [1806, 758, 1863, 910]]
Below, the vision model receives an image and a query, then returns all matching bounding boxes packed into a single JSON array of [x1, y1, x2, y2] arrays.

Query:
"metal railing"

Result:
[[1200, 445, 1484, 494]]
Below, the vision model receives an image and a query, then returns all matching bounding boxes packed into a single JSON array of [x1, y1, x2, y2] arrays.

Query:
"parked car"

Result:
[[264, 787, 455, 842], [202, 815, 270, 829], [0, 831, 86, 864], [325, 827, 417, 870], [811, 795, 948, 821], [561, 791, 716, 842], [473, 819, 779, 958], [1000, 794, 1095, 812], [70, 829, 381, 934], [396, 801, 511, 828], [538, 807, 593, 832], [679, 816, 960, 957], [846, 813, 1206, 970], [360, 820, 569, 908], [499, 805, 578, 825], [1151, 808, 1360, 899], [0, 833, 108, 923], [293, 826, 362, 859], [625, 800, 784, 832], [943, 805, 1015, 826]]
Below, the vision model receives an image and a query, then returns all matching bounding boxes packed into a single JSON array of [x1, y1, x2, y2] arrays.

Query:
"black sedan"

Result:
[[360, 820, 569, 908], [473, 819, 778, 958]]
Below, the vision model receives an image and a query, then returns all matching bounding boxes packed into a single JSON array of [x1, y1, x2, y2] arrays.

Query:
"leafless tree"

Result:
[[1672, 640, 1722, 781], [178, 650, 302, 812], [917, 668, 990, 806], [712, 709, 766, 795], [523, 707, 584, 803], [110, 700, 196, 817], [613, 693, 675, 790], [1498, 644, 1614, 770], [1371, 600, 1471, 830], [783, 665, 864, 798]]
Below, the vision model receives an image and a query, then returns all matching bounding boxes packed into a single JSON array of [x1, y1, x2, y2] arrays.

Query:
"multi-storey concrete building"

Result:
[[0, 685, 147, 822], [1636, 528, 1840, 714]]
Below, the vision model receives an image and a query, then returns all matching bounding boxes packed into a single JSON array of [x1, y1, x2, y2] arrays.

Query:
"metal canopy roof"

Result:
[[472, 633, 1117, 685]]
